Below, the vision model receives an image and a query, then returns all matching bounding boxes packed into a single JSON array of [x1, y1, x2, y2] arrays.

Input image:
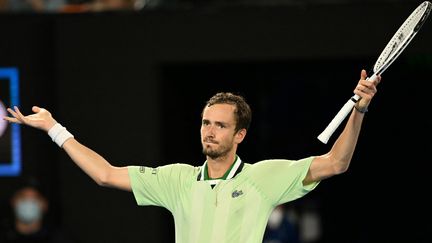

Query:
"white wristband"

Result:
[[48, 123, 74, 147]]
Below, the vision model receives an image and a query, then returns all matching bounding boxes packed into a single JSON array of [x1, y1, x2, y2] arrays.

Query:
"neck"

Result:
[[207, 153, 237, 179], [15, 220, 42, 235]]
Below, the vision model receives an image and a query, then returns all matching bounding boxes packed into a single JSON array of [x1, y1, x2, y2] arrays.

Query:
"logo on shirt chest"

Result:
[[231, 190, 243, 198]]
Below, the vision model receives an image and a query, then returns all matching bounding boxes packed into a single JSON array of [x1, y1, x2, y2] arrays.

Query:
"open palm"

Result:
[[3, 106, 57, 132]]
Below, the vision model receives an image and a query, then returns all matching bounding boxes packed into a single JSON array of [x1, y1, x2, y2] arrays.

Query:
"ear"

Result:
[[235, 129, 247, 144]]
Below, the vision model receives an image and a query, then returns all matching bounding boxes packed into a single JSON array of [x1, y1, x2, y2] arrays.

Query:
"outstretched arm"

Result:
[[3, 106, 131, 191], [303, 69, 381, 185]]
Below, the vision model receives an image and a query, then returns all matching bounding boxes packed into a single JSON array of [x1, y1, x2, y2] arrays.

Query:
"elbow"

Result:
[[333, 162, 350, 175], [96, 177, 109, 187], [95, 176, 108, 187], [95, 168, 112, 187], [335, 166, 349, 175]]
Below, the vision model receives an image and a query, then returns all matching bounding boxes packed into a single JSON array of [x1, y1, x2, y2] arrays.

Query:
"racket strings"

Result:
[[374, 2, 431, 72], [317, 1, 431, 144]]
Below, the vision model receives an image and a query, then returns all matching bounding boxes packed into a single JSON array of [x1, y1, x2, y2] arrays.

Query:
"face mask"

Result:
[[267, 207, 284, 229], [15, 198, 42, 224]]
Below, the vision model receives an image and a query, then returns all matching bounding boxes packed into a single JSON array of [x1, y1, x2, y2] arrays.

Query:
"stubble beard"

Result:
[[202, 143, 231, 160]]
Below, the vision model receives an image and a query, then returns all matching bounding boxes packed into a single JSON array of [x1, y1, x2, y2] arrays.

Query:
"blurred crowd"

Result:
[[0, 176, 75, 243], [0, 0, 158, 12]]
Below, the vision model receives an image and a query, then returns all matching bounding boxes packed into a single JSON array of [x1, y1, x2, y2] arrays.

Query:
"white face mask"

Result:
[[267, 207, 284, 229], [15, 198, 42, 224]]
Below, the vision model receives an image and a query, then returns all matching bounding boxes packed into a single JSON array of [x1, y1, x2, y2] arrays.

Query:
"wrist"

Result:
[[354, 105, 368, 114], [45, 119, 58, 132], [48, 123, 74, 147]]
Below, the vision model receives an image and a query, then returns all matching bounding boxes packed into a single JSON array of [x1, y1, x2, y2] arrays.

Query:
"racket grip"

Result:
[[366, 73, 378, 82], [317, 98, 356, 144]]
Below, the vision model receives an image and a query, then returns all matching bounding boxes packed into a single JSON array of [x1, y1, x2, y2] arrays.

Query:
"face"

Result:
[[201, 104, 245, 160], [11, 187, 47, 224]]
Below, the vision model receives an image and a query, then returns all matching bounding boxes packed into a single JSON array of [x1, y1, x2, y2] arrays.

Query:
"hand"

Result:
[[354, 69, 381, 110], [3, 106, 57, 132]]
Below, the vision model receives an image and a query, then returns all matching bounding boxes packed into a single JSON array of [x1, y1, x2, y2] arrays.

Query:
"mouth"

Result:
[[203, 139, 218, 145]]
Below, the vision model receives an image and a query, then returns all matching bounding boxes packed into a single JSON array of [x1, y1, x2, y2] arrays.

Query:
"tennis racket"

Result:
[[317, 1, 432, 144]]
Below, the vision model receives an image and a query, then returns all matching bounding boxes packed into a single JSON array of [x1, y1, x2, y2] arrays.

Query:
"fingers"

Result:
[[354, 81, 377, 100], [361, 69, 367, 80], [13, 106, 28, 123], [5, 107, 23, 124], [3, 106, 54, 131], [360, 69, 381, 85], [2, 116, 20, 124], [355, 85, 375, 95], [355, 69, 378, 98], [32, 106, 41, 113], [358, 69, 381, 92], [375, 75, 382, 85]]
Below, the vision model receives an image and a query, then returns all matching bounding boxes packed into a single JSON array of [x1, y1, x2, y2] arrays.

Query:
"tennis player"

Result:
[[3, 69, 380, 243]]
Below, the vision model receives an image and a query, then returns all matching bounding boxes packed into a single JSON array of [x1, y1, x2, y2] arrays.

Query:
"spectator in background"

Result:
[[1, 0, 141, 12], [264, 200, 322, 243], [0, 176, 74, 243], [60, 0, 141, 12], [264, 204, 300, 243], [88, 0, 135, 11], [6, 0, 66, 12], [0, 0, 7, 10]]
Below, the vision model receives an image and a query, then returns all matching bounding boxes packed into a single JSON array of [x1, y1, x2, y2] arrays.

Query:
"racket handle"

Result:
[[366, 73, 378, 82], [318, 72, 377, 144], [317, 98, 357, 144]]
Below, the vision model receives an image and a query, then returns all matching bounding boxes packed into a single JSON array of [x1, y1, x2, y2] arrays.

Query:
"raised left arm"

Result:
[[303, 70, 381, 185]]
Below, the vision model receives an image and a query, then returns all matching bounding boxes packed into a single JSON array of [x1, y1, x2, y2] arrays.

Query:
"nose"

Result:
[[203, 125, 215, 138]]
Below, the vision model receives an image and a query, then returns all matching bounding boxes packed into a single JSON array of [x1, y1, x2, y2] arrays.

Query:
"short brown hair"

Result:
[[204, 92, 252, 132]]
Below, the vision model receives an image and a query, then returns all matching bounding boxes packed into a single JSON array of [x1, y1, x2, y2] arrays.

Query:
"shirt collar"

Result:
[[197, 155, 244, 185]]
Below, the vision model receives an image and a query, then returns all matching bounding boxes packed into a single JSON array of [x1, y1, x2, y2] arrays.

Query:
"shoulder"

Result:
[[245, 157, 315, 175], [128, 163, 199, 178], [253, 157, 314, 167], [249, 159, 296, 169], [160, 163, 199, 174]]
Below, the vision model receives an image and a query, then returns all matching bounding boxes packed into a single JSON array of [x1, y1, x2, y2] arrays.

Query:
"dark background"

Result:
[[1, 1, 431, 242]]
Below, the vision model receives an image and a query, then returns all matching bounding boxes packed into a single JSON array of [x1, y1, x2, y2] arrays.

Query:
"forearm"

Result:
[[61, 138, 114, 186], [305, 70, 378, 184], [329, 70, 378, 171], [328, 108, 364, 172], [3, 106, 131, 190]]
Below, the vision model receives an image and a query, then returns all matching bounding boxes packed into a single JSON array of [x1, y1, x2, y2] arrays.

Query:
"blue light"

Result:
[[0, 67, 21, 176]]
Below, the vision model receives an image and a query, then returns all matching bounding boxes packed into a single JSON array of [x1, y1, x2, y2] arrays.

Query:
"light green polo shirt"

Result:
[[128, 156, 319, 243]]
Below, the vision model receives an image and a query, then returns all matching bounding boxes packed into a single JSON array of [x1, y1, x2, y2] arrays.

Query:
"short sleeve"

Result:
[[249, 157, 319, 205], [128, 164, 193, 211]]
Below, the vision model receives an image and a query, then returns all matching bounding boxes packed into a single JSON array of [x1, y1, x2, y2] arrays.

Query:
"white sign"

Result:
[[0, 100, 8, 137]]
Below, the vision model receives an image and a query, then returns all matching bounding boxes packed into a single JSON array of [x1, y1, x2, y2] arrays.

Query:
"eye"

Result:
[[214, 122, 227, 129]]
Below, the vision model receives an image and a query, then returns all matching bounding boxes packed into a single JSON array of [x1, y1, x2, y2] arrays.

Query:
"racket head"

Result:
[[373, 1, 432, 74]]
